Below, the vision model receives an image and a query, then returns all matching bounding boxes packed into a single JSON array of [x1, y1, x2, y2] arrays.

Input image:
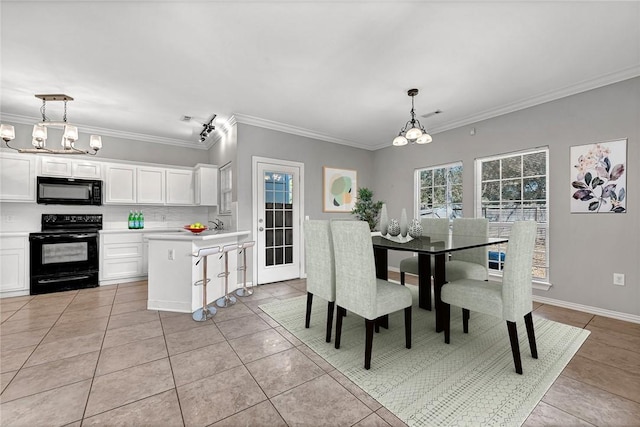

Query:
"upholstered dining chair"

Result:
[[441, 220, 538, 374], [303, 220, 336, 343], [331, 220, 413, 370], [399, 218, 450, 293], [446, 218, 489, 282]]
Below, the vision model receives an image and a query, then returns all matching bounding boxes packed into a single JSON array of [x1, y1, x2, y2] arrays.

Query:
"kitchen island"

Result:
[[146, 230, 251, 313]]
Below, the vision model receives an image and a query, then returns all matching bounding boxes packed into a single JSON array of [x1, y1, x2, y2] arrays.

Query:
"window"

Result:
[[219, 163, 232, 214], [475, 148, 549, 281], [415, 162, 463, 220]]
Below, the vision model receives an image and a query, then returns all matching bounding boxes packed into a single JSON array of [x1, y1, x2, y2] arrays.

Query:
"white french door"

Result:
[[254, 158, 303, 284]]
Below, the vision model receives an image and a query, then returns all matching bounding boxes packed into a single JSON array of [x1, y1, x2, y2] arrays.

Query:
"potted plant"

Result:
[[351, 187, 384, 231]]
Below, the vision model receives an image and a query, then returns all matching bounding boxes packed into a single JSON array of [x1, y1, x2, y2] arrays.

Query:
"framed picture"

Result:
[[570, 138, 627, 213], [323, 166, 357, 212]]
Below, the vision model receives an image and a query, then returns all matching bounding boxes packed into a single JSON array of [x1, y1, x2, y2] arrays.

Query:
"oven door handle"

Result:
[[37, 275, 91, 284], [30, 233, 97, 240]]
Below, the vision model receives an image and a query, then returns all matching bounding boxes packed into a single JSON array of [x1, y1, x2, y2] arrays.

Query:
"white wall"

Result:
[[373, 77, 639, 317]]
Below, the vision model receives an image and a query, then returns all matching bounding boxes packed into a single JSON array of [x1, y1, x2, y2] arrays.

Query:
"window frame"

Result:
[[414, 161, 464, 221], [474, 147, 550, 283], [219, 162, 232, 214]]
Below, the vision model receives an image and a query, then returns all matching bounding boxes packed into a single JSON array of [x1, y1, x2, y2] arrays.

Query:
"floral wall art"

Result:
[[571, 139, 627, 213]]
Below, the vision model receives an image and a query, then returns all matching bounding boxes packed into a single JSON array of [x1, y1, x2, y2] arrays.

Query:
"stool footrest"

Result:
[[194, 278, 212, 287]]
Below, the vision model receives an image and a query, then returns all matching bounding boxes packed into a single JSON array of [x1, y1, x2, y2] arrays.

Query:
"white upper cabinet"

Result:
[[166, 168, 194, 205], [194, 164, 218, 206], [39, 156, 102, 179], [0, 152, 36, 202], [104, 163, 137, 204], [137, 166, 166, 204]]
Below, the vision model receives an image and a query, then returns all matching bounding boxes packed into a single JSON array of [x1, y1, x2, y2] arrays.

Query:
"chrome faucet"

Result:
[[209, 219, 224, 230]]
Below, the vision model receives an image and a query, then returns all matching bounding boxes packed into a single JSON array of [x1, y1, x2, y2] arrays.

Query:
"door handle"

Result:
[[258, 227, 264, 232]]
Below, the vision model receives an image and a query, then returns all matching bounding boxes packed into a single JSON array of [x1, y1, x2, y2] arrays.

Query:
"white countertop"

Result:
[[99, 227, 183, 234], [145, 229, 250, 241]]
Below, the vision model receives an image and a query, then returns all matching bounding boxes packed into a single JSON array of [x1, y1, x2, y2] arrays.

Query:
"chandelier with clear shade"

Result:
[[392, 88, 433, 147], [0, 94, 102, 155]]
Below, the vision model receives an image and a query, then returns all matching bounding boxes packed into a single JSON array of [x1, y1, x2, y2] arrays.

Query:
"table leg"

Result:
[[434, 253, 447, 332], [373, 247, 388, 280], [418, 253, 432, 310]]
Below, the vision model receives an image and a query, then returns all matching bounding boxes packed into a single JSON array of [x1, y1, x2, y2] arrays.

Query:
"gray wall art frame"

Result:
[[570, 138, 627, 213]]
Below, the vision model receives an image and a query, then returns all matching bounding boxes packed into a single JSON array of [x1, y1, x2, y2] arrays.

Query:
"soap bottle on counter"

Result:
[[139, 211, 144, 229], [133, 211, 140, 229], [128, 210, 134, 229]]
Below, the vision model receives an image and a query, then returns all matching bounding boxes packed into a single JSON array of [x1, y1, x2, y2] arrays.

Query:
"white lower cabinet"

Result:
[[100, 233, 145, 284], [0, 236, 29, 296]]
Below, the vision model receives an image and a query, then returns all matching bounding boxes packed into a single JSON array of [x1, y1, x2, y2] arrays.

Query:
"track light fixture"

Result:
[[0, 94, 102, 155], [199, 114, 217, 142]]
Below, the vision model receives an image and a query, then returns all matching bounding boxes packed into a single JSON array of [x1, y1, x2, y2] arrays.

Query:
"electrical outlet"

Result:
[[168, 249, 175, 260], [613, 273, 625, 286]]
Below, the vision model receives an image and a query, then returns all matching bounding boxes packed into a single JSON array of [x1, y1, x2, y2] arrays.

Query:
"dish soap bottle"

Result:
[[128, 210, 134, 229]]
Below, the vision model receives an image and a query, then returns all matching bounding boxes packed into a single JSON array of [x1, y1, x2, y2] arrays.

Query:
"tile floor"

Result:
[[0, 274, 638, 426]]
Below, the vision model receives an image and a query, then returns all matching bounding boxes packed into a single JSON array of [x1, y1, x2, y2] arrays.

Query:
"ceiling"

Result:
[[1, 1, 639, 151]]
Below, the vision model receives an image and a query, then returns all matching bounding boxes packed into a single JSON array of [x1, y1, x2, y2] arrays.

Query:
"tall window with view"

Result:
[[476, 148, 549, 281], [415, 162, 463, 220]]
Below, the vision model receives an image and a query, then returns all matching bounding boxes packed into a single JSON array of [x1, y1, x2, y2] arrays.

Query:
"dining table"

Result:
[[372, 233, 509, 332]]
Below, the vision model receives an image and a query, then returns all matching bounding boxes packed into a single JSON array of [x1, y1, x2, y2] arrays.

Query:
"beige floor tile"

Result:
[[585, 324, 640, 353], [102, 319, 163, 349], [0, 345, 36, 373], [588, 315, 640, 337], [177, 365, 266, 427], [243, 296, 281, 313], [0, 379, 91, 427], [165, 323, 226, 356], [160, 312, 211, 335], [0, 310, 16, 323], [329, 370, 382, 411], [85, 358, 174, 417], [1, 370, 17, 394], [576, 338, 640, 375], [245, 347, 325, 398], [42, 316, 108, 344], [257, 311, 281, 328], [0, 295, 33, 306], [523, 401, 594, 426], [0, 328, 50, 351], [110, 299, 148, 315], [259, 282, 300, 297], [117, 280, 148, 288], [107, 309, 159, 330], [274, 325, 303, 346], [170, 341, 242, 387], [271, 373, 373, 426], [228, 328, 293, 363], [562, 354, 640, 403], [354, 413, 393, 427], [25, 332, 104, 367], [6, 304, 66, 320], [211, 301, 255, 323], [210, 400, 287, 427], [113, 288, 147, 304], [277, 290, 306, 299], [69, 289, 116, 306], [533, 305, 594, 328], [96, 336, 168, 377], [215, 312, 271, 340], [55, 304, 112, 325], [297, 343, 336, 373], [543, 375, 640, 425], [1, 351, 98, 403], [0, 314, 61, 334], [0, 300, 29, 312], [375, 407, 409, 427], [82, 389, 183, 426]]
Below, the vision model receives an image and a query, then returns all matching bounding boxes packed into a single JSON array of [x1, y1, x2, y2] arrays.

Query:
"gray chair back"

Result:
[[420, 217, 450, 237], [330, 220, 378, 319], [451, 218, 489, 267], [303, 220, 335, 302], [501, 220, 537, 321]]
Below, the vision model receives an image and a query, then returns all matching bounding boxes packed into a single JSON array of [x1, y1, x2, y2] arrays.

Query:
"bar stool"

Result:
[[192, 245, 221, 322], [216, 244, 238, 308], [235, 241, 256, 297]]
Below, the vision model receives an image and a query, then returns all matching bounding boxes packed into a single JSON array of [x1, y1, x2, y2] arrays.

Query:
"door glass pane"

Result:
[[263, 170, 295, 267]]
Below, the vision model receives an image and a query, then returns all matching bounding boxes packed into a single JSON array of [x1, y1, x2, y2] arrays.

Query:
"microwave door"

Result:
[[40, 182, 91, 201]]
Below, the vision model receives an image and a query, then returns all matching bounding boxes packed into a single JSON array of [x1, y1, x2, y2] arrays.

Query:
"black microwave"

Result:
[[37, 176, 103, 205]]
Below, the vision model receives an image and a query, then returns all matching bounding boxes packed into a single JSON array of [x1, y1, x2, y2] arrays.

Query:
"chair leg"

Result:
[[404, 306, 412, 349], [443, 302, 451, 344], [364, 318, 375, 370], [507, 321, 523, 374], [400, 271, 405, 286], [462, 308, 470, 333], [305, 292, 313, 328], [524, 312, 538, 359], [325, 301, 335, 343], [335, 306, 345, 349]]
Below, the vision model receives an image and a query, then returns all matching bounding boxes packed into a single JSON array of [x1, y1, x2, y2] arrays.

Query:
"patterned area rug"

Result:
[[260, 285, 590, 427]]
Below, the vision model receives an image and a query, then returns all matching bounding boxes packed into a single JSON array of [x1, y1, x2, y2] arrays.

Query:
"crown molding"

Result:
[[233, 113, 372, 150], [0, 113, 210, 150]]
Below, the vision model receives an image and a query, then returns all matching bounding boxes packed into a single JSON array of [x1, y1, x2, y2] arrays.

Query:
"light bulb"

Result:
[[32, 124, 47, 140], [393, 135, 408, 146], [63, 125, 78, 142], [405, 127, 423, 140], [32, 138, 46, 148], [61, 137, 74, 149], [1, 124, 16, 141], [416, 133, 432, 144]]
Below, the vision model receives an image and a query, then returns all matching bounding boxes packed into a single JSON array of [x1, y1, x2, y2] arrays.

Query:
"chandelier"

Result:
[[0, 94, 102, 155], [392, 88, 433, 147]]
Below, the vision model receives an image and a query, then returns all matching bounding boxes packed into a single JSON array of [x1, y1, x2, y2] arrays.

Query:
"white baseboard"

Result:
[[532, 295, 640, 324], [147, 299, 191, 313]]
